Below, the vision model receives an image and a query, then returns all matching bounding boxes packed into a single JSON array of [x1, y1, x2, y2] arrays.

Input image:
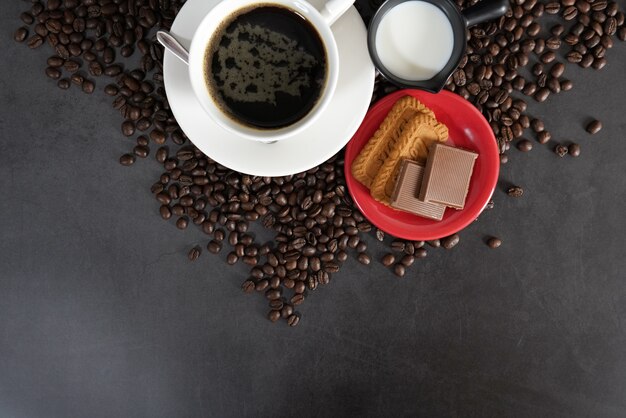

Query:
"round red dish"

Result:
[[345, 89, 499, 241]]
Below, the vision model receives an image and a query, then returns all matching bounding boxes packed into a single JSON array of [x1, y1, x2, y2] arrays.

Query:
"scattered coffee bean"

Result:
[[358, 253, 371, 265], [555, 144, 569, 157], [119, 153, 135, 166], [268, 310, 281, 322], [393, 264, 406, 278], [287, 314, 300, 327], [507, 186, 524, 197], [586, 119, 602, 134], [517, 139, 533, 152], [487, 237, 502, 249], [382, 253, 395, 267], [57, 78, 70, 90], [568, 143, 581, 157], [441, 234, 460, 249], [14, 27, 29, 42], [188, 246, 201, 261]]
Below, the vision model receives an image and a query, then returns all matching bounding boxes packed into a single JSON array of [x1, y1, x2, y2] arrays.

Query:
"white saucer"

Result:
[[164, 0, 376, 176]]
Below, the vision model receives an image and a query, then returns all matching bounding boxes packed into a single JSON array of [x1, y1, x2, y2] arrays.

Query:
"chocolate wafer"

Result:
[[418, 143, 478, 209], [390, 160, 446, 221]]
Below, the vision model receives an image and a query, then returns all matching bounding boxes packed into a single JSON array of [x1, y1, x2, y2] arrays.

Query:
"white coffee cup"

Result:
[[188, 0, 354, 143]]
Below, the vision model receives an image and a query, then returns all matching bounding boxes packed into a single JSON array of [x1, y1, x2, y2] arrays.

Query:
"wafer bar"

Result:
[[390, 160, 446, 221], [418, 143, 478, 210]]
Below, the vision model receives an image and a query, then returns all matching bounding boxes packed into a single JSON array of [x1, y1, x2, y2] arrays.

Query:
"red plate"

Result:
[[345, 89, 499, 240]]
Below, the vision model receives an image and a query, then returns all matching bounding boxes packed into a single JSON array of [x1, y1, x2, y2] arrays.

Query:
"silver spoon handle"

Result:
[[156, 30, 189, 65]]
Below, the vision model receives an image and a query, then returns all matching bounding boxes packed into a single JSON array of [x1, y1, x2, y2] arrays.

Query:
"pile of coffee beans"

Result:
[[15, 0, 624, 325]]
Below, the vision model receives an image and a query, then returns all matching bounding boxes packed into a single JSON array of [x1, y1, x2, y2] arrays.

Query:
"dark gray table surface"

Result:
[[2, 1, 626, 417]]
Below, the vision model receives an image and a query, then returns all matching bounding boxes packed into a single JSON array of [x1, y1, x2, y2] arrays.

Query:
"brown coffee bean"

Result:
[[119, 153, 135, 166], [45, 67, 61, 80], [358, 253, 371, 265], [566, 51, 583, 63], [592, 57, 607, 69], [268, 310, 281, 322], [555, 144, 569, 157], [537, 131, 551, 144], [507, 186, 524, 197], [586, 119, 602, 134], [287, 314, 300, 327], [14, 27, 29, 42], [580, 54, 594, 68], [441, 234, 460, 249], [57, 78, 70, 90], [487, 237, 502, 248], [545, 2, 560, 13], [400, 254, 415, 267], [560, 79, 573, 91], [27, 35, 44, 49], [563, 5, 578, 19], [81, 80, 94, 94], [291, 294, 304, 306], [517, 139, 533, 152], [122, 121, 135, 137], [568, 143, 581, 157], [540, 51, 556, 64], [188, 246, 201, 261], [534, 88, 550, 102], [427, 239, 441, 248], [393, 264, 406, 277], [380, 253, 395, 267], [550, 63, 565, 78]]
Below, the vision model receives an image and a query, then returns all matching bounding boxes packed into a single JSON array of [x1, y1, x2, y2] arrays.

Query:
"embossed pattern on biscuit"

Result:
[[351, 96, 435, 188], [370, 116, 429, 205]]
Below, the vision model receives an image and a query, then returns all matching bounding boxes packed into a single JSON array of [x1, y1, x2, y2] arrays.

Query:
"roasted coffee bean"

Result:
[[176, 217, 189, 230], [382, 253, 395, 267], [555, 144, 569, 157], [81, 80, 94, 94], [507, 186, 524, 197], [267, 310, 281, 322], [207, 240, 221, 254], [517, 139, 533, 152], [586, 119, 602, 134], [14, 27, 29, 42], [121, 121, 135, 137], [57, 78, 70, 90], [45, 67, 61, 80], [188, 246, 201, 261], [550, 63, 565, 78], [441, 234, 460, 249], [287, 314, 300, 327], [560, 79, 573, 91], [568, 143, 581, 157], [27, 35, 44, 49], [400, 255, 415, 267], [63, 59, 80, 73], [357, 253, 371, 265], [487, 237, 502, 248], [393, 264, 406, 277], [537, 131, 551, 144], [119, 153, 135, 166], [534, 88, 550, 102], [563, 5, 578, 19], [580, 53, 594, 68]]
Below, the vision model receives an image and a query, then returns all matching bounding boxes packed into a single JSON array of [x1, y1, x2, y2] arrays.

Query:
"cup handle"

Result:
[[320, 0, 355, 25], [462, 0, 510, 27]]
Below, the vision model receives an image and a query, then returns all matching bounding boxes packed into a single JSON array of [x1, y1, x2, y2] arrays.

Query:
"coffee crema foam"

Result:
[[204, 5, 327, 129], [212, 22, 318, 105]]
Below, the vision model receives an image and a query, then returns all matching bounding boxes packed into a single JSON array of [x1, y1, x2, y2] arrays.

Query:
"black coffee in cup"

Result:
[[204, 5, 328, 130]]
